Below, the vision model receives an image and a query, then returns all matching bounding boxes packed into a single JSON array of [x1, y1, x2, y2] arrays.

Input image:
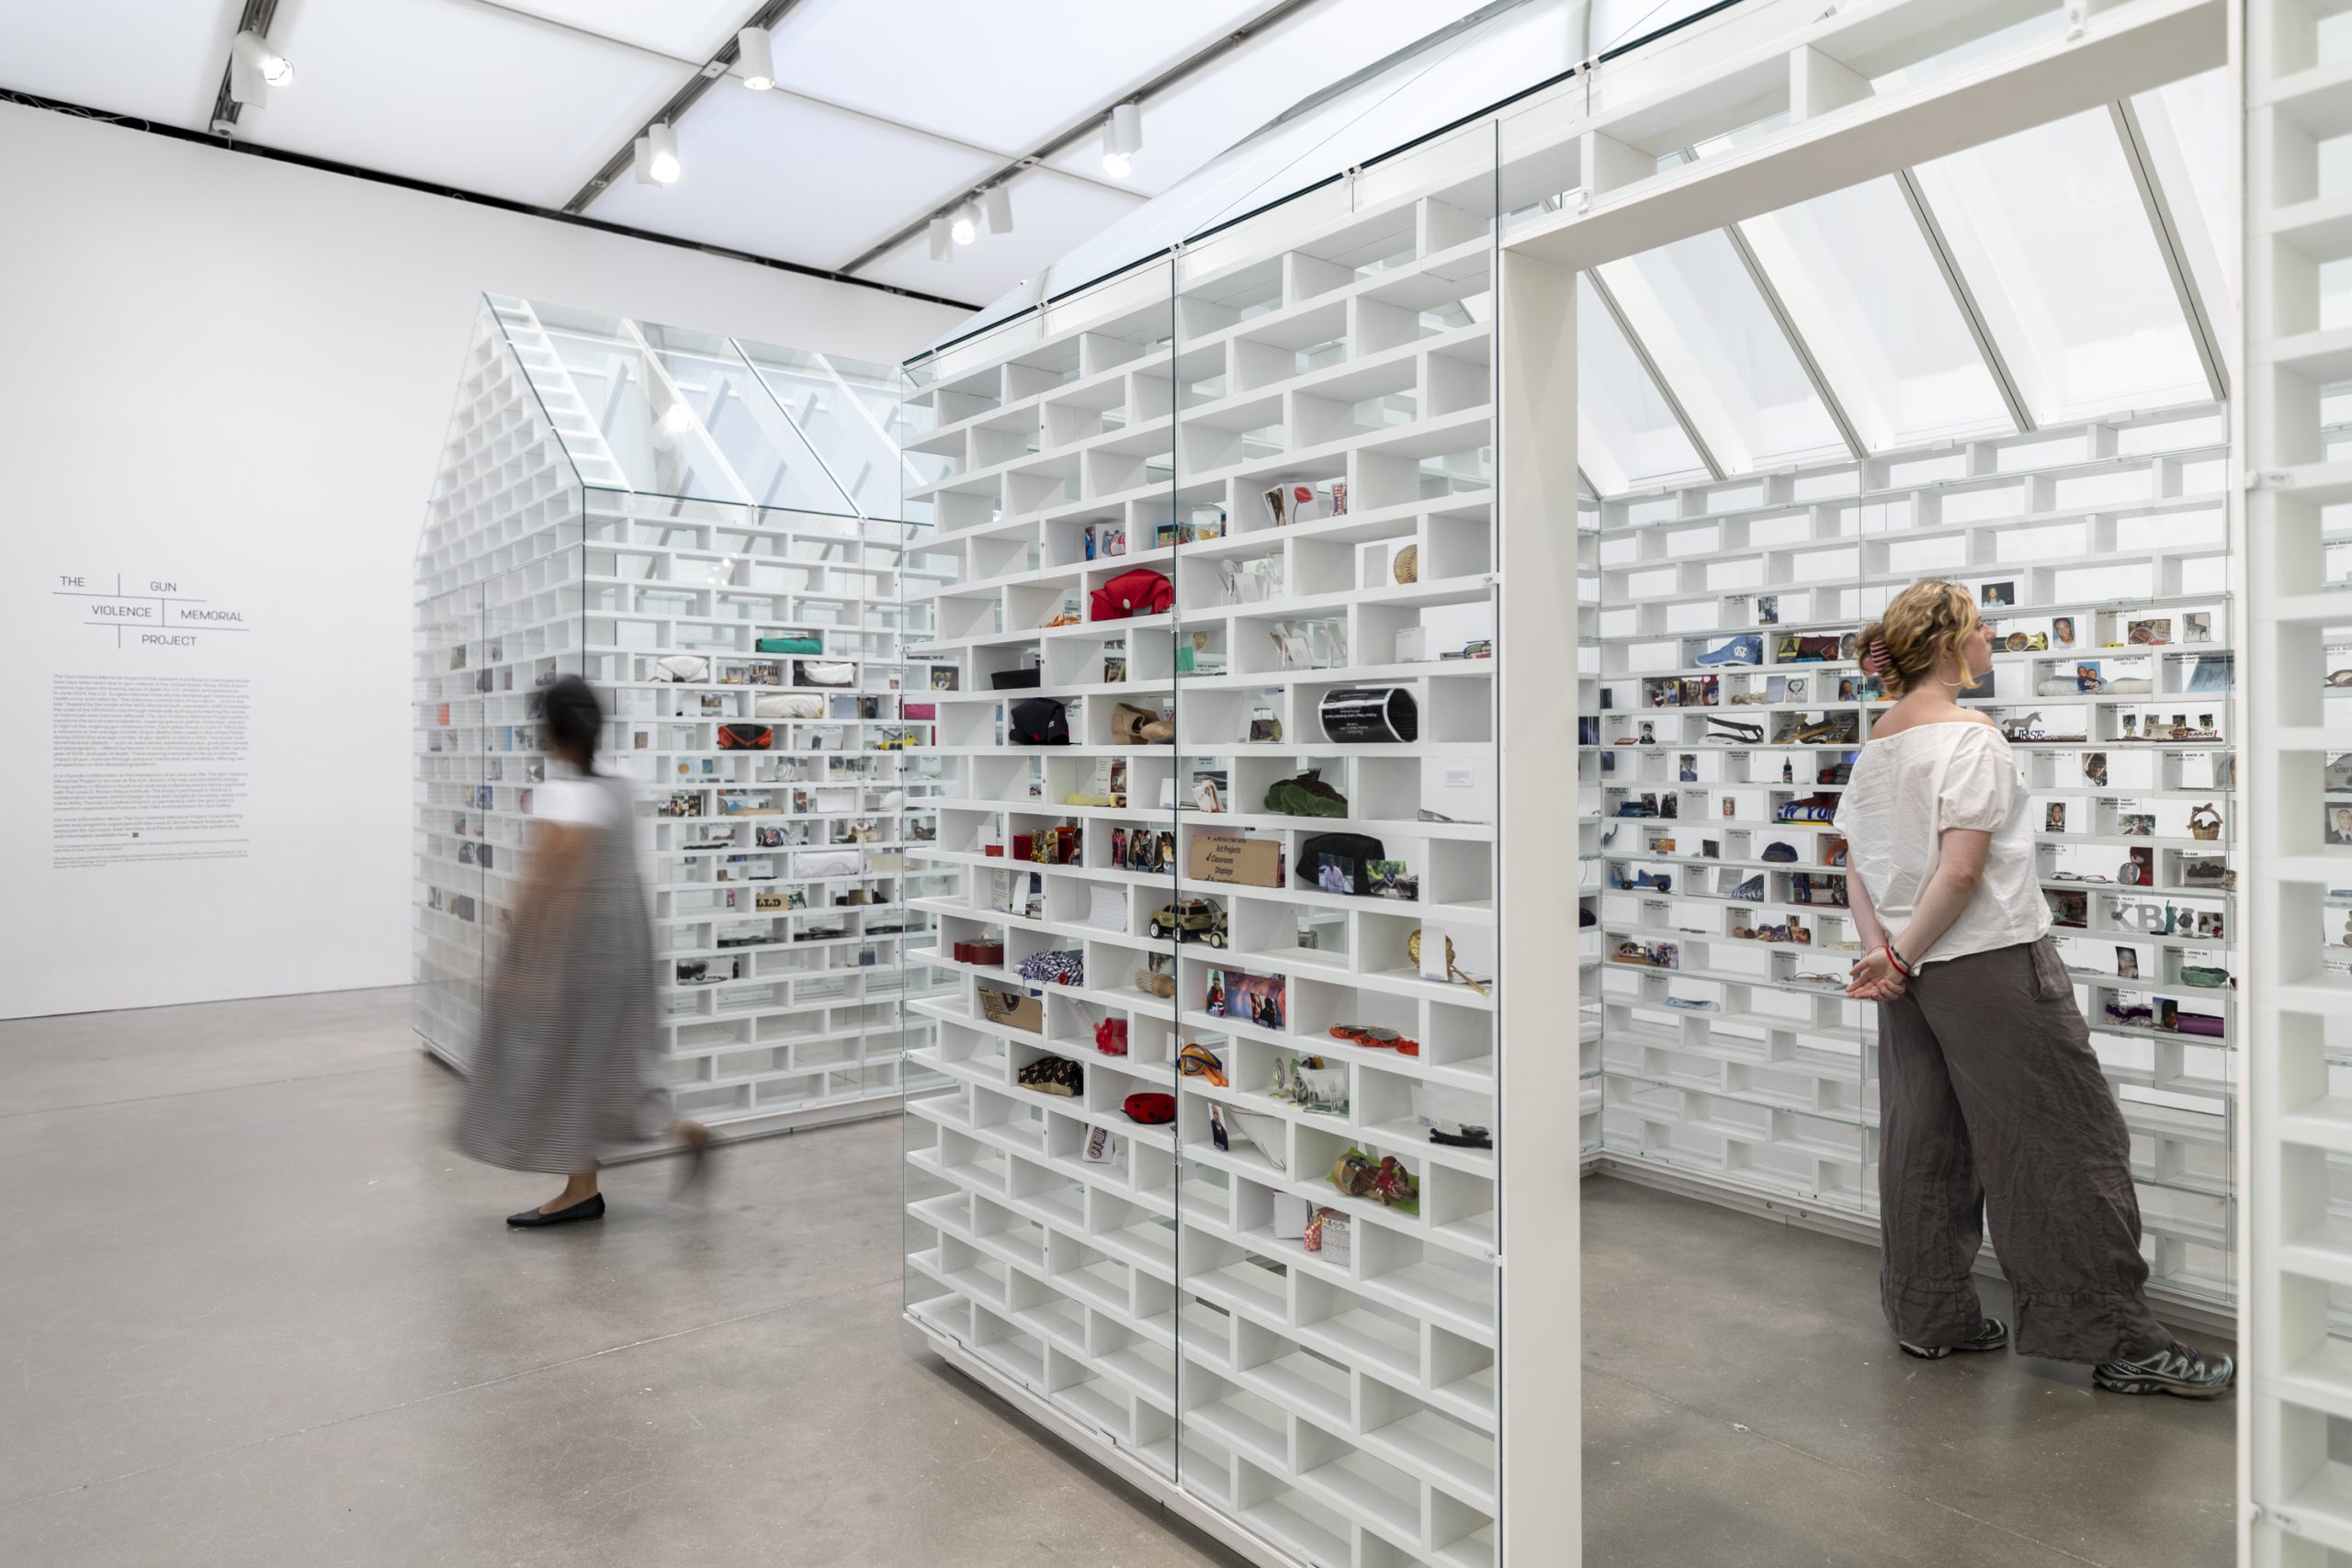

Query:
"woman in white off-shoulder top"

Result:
[[1831, 580, 2230, 1398]]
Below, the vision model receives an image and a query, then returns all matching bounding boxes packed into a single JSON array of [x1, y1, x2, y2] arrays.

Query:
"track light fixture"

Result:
[[645, 122, 681, 185], [1102, 102, 1141, 178], [928, 216, 953, 263], [951, 202, 978, 246], [983, 185, 1014, 236], [736, 28, 775, 90], [229, 28, 294, 103]]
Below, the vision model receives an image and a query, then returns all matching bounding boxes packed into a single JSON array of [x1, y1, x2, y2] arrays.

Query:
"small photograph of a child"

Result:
[[2044, 802, 2066, 833], [2116, 946, 2140, 980], [2052, 615, 2076, 647]]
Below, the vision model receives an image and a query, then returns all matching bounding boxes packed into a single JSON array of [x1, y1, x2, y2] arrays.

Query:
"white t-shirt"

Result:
[[533, 776, 624, 829], [1832, 720, 2050, 967]]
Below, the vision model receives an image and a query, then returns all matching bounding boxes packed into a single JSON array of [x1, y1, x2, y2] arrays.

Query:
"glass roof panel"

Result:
[[1595, 231, 1849, 472], [1576, 273, 1711, 493], [2139, 71, 2227, 289], [1735, 176, 2014, 449], [1912, 107, 2211, 424], [735, 343, 915, 520]]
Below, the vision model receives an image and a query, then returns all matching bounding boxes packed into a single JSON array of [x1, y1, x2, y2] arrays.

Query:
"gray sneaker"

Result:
[[2093, 1338, 2235, 1399], [1899, 1317, 2007, 1360]]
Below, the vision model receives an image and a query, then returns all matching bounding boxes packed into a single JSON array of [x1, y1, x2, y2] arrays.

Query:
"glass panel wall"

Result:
[[896, 265, 1187, 1475], [1166, 116, 1501, 1567]]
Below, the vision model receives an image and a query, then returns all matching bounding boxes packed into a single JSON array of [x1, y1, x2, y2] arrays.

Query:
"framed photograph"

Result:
[[2184, 610, 2212, 643], [2074, 661, 2103, 694], [1679, 753, 1698, 783], [1756, 593, 1779, 626], [2128, 617, 2173, 646], [2329, 807, 2352, 846], [2047, 889, 2088, 928], [2120, 812, 2156, 837], [2116, 946, 2140, 980], [2052, 615, 2076, 647], [931, 667, 959, 692], [1205, 968, 1287, 1030], [2121, 715, 2139, 739], [2083, 752, 2108, 786], [2045, 802, 2066, 833], [1981, 581, 2015, 608], [1368, 860, 1417, 899]]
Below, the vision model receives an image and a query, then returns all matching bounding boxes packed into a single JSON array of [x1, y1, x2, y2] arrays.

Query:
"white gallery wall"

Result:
[[0, 103, 967, 1021]]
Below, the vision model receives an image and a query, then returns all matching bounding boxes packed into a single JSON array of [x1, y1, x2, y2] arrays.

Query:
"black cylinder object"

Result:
[[1318, 686, 1418, 744]]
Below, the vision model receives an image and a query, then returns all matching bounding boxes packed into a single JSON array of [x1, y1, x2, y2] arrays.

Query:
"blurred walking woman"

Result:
[[457, 675, 706, 1226], [1833, 580, 2231, 1397]]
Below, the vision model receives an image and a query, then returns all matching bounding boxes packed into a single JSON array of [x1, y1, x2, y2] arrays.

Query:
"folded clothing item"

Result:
[[1265, 770, 1349, 817], [1017, 1055, 1082, 1096]]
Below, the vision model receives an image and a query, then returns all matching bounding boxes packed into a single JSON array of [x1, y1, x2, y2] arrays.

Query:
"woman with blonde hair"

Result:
[[1833, 579, 2231, 1397]]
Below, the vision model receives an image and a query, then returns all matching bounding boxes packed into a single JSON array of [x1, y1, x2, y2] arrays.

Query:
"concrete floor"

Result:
[[0, 987, 2232, 1566], [1581, 1179, 2236, 1567]]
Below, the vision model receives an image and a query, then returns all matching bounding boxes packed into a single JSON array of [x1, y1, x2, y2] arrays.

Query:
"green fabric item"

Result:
[[756, 636, 824, 655], [1264, 771, 1349, 818]]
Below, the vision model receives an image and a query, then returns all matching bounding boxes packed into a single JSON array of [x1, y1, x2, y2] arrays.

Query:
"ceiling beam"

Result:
[[557, 0, 808, 214], [1892, 167, 2034, 434], [475, 0, 1136, 208], [1584, 266, 1726, 482], [2109, 96, 2229, 404], [831, 0, 1322, 276], [1719, 219, 1866, 461]]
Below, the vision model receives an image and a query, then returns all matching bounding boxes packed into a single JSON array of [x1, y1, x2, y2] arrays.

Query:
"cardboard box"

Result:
[[1188, 832, 1283, 888], [977, 984, 1044, 1033]]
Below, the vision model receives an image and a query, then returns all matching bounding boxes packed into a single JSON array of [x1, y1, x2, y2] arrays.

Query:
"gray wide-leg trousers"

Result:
[[1875, 938, 2171, 1363]]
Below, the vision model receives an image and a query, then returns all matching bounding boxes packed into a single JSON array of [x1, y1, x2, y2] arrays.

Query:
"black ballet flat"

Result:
[[506, 1193, 605, 1228]]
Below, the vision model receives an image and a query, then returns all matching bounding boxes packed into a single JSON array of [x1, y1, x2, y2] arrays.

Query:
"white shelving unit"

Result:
[[1584, 406, 2241, 1307], [413, 295, 933, 1143], [902, 164, 1521, 1563], [2245, 0, 2352, 1555]]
